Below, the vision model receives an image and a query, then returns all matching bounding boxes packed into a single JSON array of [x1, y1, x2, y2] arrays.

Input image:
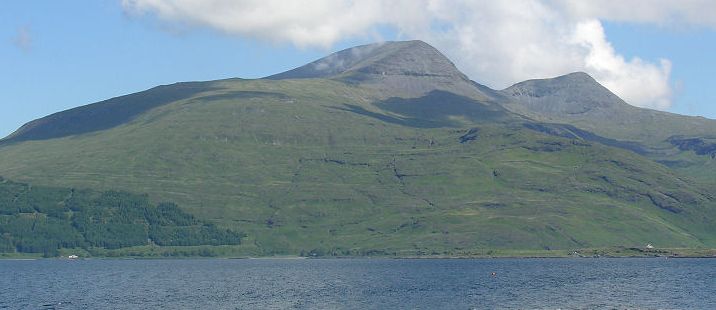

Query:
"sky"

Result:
[[1, 0, 716, 138]]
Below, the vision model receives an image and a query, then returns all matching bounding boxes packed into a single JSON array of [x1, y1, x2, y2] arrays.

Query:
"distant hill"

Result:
[[1, 40, 715, 256]]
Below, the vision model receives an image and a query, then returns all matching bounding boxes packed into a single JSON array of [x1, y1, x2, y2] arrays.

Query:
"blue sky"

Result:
[[602, 22, 716, 117], [2, 1, 715, 138]]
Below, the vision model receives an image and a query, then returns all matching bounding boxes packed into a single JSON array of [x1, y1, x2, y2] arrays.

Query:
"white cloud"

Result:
[[555, 0, 716, 28], [121, 0, 389, 48], [570, 20, 673, 110], [121, 0, 712, 110]]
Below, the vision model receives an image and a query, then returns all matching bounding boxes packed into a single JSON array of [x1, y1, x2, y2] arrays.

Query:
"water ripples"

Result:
[[1, 258, 714, 309]]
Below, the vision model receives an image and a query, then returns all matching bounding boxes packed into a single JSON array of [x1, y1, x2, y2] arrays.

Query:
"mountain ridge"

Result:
[[2, 82, 216, 144], [5, 40, 716, 144]]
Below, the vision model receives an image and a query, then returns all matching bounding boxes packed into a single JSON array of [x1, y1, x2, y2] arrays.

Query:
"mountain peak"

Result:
[[267, 40, 492, 101], [501, 72, 626, 116], [511, 71, 602, 89], [560, 71, 594, 80], [267, 40, 468, 81]]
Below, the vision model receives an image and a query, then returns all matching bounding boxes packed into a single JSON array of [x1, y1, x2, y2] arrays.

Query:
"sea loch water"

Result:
[[1, 258, 714, 309]]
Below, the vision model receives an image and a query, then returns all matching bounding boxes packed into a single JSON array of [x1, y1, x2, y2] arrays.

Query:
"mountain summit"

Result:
[[500, 72, 716, 143], [268, 40, 468, 81], [502, 72, 627, 116], [269, 40, 491, 100]]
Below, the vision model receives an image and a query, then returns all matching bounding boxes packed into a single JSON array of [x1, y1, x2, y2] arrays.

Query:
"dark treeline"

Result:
[[0, 177, 241, 256]]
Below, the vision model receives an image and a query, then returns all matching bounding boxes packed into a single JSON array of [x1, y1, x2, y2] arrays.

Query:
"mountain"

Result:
[[502, 72, 716, 183], [268, 40, 467, 81], [2, 41, 504, 144], [502, 72, 716, 145], [267, 40, 493, 100], [1, 40, 715, 256], [502, 72, 625, 117]]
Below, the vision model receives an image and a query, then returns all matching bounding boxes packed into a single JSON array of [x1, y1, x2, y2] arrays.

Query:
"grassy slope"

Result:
[[502, 96, 716, 147], [501, 78, 716, 186], [505, 102, 716, 186], [0, 78, 714, 255]]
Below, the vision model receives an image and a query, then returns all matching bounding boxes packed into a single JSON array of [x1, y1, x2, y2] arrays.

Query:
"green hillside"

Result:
[[502, 72, 716, 184], [1, 40, 715, 256]]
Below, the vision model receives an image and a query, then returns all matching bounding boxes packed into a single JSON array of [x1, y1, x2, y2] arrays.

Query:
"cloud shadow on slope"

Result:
[[337, 90, 508, 128]]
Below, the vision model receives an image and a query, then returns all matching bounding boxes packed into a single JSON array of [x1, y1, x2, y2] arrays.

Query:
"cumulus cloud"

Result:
[[555, 0, 716, 28], [121, 0, 390, 48], [570, 20, 673, 110], [12, 26, 32, 53], [120, 0, 713, 110]]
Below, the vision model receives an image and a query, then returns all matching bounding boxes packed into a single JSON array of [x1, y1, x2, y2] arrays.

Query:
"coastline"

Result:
[[2, 246, 715, 260]]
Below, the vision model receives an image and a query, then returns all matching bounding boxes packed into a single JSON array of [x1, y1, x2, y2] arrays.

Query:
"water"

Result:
[[1, 258, 714, 309]]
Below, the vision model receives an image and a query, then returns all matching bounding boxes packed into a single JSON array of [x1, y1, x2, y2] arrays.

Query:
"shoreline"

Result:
[[2, 247, 716, 260], [2, 256, 715, 261]]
